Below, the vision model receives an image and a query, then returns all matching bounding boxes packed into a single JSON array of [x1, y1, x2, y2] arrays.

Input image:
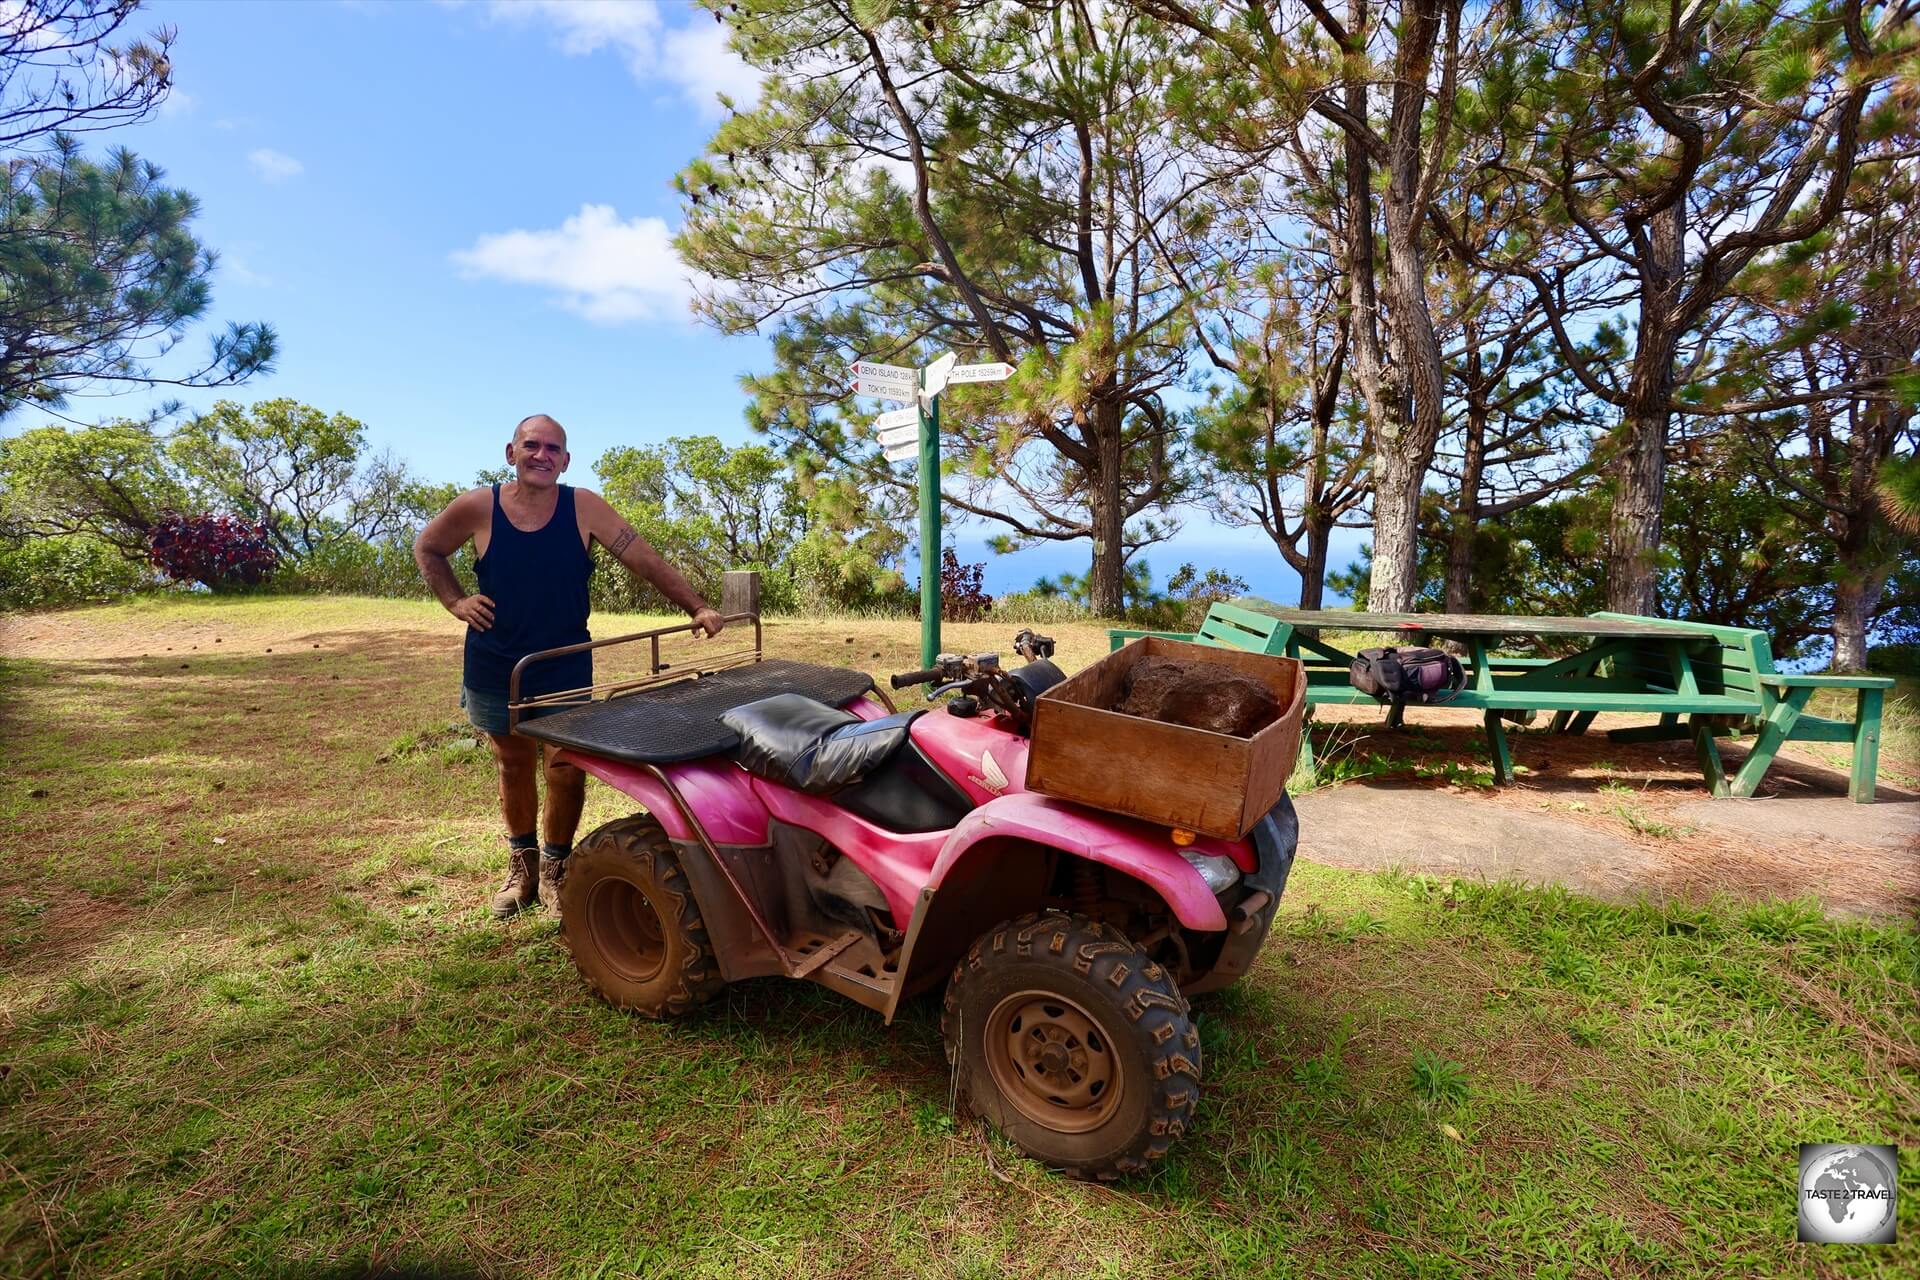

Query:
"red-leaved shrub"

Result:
[[940, 546, 993, 622], [147, 513, 279, 590]]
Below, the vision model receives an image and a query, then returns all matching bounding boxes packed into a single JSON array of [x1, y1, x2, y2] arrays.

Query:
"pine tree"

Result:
[[1430, 0, 1914, 613], [676, 2, 1261, 615]]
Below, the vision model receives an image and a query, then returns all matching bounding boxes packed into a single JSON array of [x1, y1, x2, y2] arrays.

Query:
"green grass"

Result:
[[2, 599, 1917, 1278]]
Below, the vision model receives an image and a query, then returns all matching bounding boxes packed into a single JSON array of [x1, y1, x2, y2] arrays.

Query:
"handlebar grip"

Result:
[[890, 667, 945, 689]]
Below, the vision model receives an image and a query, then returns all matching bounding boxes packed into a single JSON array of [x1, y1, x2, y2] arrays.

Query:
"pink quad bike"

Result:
[[509, 618, 1299, 1179]]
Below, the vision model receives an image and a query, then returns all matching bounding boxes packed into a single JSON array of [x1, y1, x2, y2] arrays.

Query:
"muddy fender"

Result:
[[881, 793, 1228, 1023]]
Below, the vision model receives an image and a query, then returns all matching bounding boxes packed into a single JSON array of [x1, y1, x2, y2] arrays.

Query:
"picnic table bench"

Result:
[[1110, 602, 1891, 802]]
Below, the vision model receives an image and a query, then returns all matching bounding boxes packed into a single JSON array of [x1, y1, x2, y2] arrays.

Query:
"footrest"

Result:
[[805, 935, 897, 1013], [788, 929, 862, 979]]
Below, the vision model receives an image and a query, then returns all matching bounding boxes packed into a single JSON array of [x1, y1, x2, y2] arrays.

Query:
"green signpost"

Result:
[[917, 363, 941, 666], [850, 352, 1015, 665]]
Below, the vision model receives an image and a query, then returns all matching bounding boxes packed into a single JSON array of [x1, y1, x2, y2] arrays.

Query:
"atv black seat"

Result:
[[723, 694, 922, 793], [514, 659, 876, 764], [722, 693, 971, 833]]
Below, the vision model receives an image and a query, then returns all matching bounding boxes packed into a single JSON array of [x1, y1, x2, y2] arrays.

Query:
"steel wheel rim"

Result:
[[586, 878, 666, 984], [981, 989, 1123, 1134]]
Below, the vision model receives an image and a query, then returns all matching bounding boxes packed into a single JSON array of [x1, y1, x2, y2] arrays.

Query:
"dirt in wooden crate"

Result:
[[1111, 655, 1281, 737]]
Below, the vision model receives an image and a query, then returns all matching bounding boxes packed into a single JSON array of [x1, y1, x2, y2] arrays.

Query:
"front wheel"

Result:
[[942, 911, 1201, 1179]]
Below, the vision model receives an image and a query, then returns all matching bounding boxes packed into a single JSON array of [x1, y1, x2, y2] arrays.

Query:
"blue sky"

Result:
[[43, 0, 1360, 601]]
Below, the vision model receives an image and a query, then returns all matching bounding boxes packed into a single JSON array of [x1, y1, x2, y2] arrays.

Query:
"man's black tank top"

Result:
[[462, 483, 593, 698]]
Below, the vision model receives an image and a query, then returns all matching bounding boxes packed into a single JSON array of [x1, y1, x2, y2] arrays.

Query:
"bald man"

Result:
[[414, 414, 726, 919]]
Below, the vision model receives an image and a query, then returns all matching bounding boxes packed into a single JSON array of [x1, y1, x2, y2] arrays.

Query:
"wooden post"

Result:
[[1850, 687, 1883, 804], [721, 570, 760, 619], [1691, 715, 1729, 797], [1729, 686, 1809, 797], [1483, 710, 1514, 784]]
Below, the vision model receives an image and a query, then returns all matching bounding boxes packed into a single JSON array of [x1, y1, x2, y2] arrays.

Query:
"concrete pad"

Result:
[[1292, 785, 1664, 903], [1672, 793, 1920, 852]]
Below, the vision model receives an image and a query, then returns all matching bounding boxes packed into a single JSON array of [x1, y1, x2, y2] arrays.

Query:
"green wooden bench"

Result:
[[1108, 603, 1892, 802], [1107, 601, 1294, 656], [1584, 612, 1893, 803]]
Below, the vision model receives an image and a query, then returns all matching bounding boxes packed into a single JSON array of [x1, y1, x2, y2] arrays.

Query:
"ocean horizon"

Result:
[[942, 524, 1370, 607]]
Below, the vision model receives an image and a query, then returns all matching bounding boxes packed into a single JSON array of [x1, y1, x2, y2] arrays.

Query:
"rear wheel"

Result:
[[560, 815, 723, 1018], [942, 911, 1201, 1179]]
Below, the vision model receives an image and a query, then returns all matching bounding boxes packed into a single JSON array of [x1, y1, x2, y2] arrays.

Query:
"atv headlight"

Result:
[[1178, 849, 1241, 894]]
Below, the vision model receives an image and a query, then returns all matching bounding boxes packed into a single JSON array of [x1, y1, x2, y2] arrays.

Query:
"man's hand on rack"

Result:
[[692, 607, 726, 639], [450, 594, 496, 631]]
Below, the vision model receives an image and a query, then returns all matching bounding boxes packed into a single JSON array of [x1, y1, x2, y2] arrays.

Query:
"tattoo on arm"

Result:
[[608, 527, 637, 558]]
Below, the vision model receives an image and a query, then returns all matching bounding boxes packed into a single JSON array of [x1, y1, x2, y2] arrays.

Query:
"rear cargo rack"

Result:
[[505, 614, 890, 763], [507, 612, 766, 727]]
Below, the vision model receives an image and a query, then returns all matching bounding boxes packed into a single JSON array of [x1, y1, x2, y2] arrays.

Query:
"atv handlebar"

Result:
[[890, 666, 946, 690]]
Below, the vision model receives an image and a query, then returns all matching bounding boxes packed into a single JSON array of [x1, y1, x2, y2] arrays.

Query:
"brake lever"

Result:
[[926, 680, 974, 700]]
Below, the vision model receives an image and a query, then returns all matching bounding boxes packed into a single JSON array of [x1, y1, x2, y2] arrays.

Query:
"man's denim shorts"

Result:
[[460, 685, 582, 738]]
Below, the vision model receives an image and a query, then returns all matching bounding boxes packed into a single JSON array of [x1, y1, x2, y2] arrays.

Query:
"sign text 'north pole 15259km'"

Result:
[[946, 361, 1016, 384]]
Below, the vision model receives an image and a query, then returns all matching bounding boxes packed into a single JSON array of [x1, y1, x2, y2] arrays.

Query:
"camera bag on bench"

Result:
[[1348, 646, 1465, 706]]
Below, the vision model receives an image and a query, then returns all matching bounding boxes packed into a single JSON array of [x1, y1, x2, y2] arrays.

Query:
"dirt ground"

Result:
[[4, 596, 1914, 923], [1295, 699, 1918, 920]]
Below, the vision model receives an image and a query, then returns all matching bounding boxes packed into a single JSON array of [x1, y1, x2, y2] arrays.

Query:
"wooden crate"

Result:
[[1025, 637, 1307, 840]]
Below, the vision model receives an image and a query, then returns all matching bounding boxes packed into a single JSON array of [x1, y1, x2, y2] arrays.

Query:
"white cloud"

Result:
[[661, 19, 763, 116], [247, 148, 304, 182], [158, 87, 194, 118], [474, 0, 758, 118], [450, 203, 695, 324], [490, 0, 658, 60]]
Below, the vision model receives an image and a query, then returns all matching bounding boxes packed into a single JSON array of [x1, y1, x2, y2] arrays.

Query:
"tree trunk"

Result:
[[1605, 405, 1669, 615], [1362, 0, 1448, 615], [1830, 490, 1890, 674], [1086, 399, 1127, 616], [1445, 393, 1487, 616], [1606, 202, 1685, 615], [1361, 273, 1445, 614], [1830, 572, 1882, 673], [1829, 402, 1907, 672], [1443, 524, 1472, 615], [1368, 442, 1424, 613], [1299, 517, 1330, 611]]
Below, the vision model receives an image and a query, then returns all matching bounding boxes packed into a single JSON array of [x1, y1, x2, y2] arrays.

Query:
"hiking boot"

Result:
[[490, 846, 540, 919], [539, 852, 568, 920]]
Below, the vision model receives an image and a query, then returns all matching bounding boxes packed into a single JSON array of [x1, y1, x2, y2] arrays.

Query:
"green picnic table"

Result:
[[1110, 602, 1891, 802]]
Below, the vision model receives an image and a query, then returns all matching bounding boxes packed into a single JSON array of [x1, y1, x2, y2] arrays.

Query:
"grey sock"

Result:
[[540, 841, 570, 862], [508, 832, 537, 852]]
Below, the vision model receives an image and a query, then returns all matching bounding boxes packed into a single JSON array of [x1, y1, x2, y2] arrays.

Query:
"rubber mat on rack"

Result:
[[514, 659, 879, 764]]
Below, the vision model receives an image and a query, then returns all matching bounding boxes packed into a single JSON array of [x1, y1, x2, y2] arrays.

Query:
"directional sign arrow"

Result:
[[877, 424, 919, 449], [851, 376, 915, 402], [921, 351, 959, 397], [851, 360, 915, 382], [882, 440, 920, 464], [874, 405, 919, 432], [947, 361, 1016, 384]]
